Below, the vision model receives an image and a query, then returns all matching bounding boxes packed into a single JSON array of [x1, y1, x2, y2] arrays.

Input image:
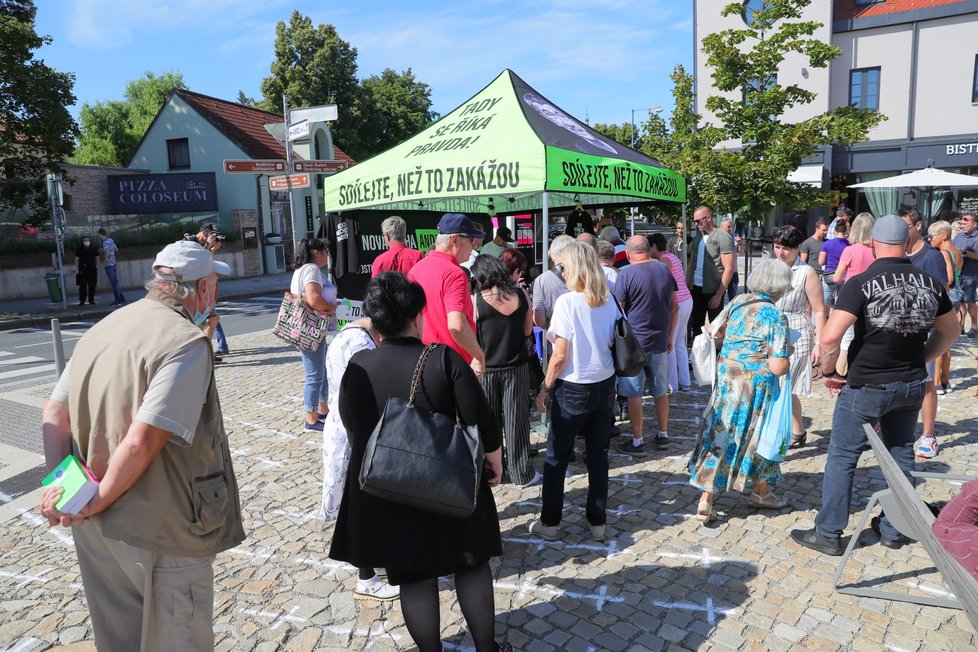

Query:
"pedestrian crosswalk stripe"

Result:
[[0, 363, 56, 381], [0, 355, 46, 366]]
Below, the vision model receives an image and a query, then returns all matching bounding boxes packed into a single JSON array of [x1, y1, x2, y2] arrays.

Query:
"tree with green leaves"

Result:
[[361, 68, 438, 156], [257, 12, 436, 161], [259, 12, 366, 156], [0, 0, 77, 214], [74, 71, 186, 167], [691, 0, 884, 219]]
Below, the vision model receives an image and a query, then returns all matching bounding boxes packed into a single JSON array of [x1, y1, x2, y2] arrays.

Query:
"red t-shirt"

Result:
[[371, 242, 425, 277], [408, 250, 475, 362]]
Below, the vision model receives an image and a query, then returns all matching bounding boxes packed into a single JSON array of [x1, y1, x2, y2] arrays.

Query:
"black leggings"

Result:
[[398, 561, 496, 652]]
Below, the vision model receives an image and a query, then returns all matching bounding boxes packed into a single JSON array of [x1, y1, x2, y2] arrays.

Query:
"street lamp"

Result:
[[630, 106, 663, 149]]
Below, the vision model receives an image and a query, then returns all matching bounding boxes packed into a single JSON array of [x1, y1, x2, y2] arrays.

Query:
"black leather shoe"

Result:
[[870, 516, 913, 549], [790, 527, 843, 556]]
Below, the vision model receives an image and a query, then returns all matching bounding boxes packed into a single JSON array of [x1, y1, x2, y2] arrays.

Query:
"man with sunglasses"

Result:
[[408, 213, 486, 376], [953, 212, 978, 338], [686, 205, 735, 342]]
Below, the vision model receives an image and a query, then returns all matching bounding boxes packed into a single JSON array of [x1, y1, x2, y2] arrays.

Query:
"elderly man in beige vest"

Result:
[[40, 240, 245, 651]]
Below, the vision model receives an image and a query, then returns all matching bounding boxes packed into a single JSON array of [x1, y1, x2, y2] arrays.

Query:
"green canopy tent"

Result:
[[323, 69, 685, 266]]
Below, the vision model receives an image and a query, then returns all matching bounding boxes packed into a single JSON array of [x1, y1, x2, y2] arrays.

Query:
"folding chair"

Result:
[[832, 424, 978, 631]]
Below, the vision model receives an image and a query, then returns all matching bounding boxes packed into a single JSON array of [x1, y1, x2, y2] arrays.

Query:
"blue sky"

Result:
[[34, 0, 693, 130]]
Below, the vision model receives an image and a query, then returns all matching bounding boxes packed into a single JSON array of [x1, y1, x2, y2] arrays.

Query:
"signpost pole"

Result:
[[48, 174, 67, 311], [282, 95, 300, 254]]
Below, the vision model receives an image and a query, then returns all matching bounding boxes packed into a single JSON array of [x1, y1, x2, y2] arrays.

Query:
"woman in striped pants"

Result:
[[471, 254, 539, 486]]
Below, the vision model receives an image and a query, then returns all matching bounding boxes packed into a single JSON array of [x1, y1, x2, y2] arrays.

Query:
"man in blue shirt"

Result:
[[952, 212, 978, 338], [614, 236, 678, 455]]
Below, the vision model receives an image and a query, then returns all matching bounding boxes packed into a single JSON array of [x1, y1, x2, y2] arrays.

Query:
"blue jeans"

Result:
[[299, 344, 328, 414], [104, 265, 125, 304], [815, 379, 925, 540], [541, 375, 615, 527], [214, 322, 228, 353]]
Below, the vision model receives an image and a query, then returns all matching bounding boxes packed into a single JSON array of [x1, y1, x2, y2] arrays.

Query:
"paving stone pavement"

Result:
[[2, 332, 978, 651]]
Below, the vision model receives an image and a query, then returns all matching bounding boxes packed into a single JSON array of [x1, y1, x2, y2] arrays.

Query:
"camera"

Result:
[[211, 233, 227, 242]]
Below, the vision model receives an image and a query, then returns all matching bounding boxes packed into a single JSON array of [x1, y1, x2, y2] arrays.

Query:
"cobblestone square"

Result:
[[2, 331, 977, 651]]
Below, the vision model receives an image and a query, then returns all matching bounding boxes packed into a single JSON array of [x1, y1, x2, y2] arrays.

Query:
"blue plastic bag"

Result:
[[756, 374, 792, 462]]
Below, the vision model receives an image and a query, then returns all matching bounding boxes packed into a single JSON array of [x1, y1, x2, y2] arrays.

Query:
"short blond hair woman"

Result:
[[533, 242, 619, 541]]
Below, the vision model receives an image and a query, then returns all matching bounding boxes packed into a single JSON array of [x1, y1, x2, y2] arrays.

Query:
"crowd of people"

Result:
[[37, 204, 977, 651]]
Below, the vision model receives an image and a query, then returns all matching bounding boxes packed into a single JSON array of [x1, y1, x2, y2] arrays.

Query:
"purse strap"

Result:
[[407, 343, 438, 407]]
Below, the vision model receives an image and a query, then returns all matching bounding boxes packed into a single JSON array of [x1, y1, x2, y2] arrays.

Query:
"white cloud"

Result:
[[65, 0, 286, 49]]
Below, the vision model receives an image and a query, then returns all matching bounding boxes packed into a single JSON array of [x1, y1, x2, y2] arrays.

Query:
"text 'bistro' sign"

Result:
[[107, 172, 218, 214]]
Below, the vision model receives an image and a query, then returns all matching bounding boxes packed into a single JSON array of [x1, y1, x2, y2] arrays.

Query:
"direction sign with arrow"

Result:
[[292, 160, 349, 174], [223, 159, 287, 174]]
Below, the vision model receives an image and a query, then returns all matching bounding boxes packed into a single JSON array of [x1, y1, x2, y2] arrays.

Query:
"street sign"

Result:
[[290, 104, 338, 124], [223, 159, 286, 174], [288, 120, 310, 142], [269, 173, 311, 190], [292, 160, 349, 174]]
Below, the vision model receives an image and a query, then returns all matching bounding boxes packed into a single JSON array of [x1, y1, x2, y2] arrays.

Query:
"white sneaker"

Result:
[[914, 435, 938, 459], [354, 575, 399, 601], [521, 470, 543, 487]]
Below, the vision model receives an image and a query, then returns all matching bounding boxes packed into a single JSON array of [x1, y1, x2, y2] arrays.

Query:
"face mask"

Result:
[[192, 284, 212, 325]]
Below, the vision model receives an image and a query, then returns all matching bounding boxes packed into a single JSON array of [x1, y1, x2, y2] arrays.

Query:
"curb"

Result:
[[0, 289, 281, 332]]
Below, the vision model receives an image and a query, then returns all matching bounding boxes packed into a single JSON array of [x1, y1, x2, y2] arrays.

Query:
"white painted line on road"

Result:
[[325, 622, 402, 648], [239, 605, 306, 630], [493, 579, 624, 611], [17, 508, 72, 546], [0, 351, 15, 358], [0, 567, 55, 588], [271, 509, 319, 524], [652, 597, 736, 624], [1, 637, 43, 652], [503, 535, 622, 558], [295, 556, 350, 577], [0, 363, 55, 381], [0, 355, 46, 365]]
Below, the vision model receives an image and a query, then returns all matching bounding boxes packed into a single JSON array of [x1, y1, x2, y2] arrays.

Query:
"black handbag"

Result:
[[609, 294, 647, 377], [359, 344, 484, 518]]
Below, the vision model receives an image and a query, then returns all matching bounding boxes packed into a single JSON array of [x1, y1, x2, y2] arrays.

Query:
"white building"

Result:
[[693, 0, 978, 222]]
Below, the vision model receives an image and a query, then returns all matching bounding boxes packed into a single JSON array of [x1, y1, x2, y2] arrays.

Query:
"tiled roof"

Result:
[[174, 88, 354, 165]]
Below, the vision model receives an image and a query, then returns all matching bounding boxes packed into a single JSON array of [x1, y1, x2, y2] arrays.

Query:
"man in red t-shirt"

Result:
[[408, 213, 486, 374], [371, 215, 424, 277]]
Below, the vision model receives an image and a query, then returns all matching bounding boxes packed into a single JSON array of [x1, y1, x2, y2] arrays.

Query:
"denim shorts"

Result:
[[617, 351, 669, 398], [960, 275, 978, 304]]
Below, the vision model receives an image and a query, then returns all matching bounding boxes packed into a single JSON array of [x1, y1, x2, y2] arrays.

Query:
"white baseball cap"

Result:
[[152, 241, 231, 282]]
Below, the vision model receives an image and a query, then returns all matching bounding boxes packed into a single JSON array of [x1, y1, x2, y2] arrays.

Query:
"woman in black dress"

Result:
[[471, 254, 537, 486], [329, 271, 509, 652]]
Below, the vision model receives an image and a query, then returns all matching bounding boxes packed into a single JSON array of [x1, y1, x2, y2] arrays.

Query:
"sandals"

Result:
[[748, 491, 789, 509], [694, 499, 715, 524], [790, 431, 807, 448]]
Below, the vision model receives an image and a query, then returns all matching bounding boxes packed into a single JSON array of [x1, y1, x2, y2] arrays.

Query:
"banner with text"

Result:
[[544, 147, 686, 203]]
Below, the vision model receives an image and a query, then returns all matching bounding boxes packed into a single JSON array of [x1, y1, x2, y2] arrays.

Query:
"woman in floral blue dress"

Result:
[[689, 258, 793, 523]]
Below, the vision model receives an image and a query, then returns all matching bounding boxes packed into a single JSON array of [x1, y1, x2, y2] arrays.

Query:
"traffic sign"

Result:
[[292, 160, 349, 174], [269, 173, 311, 190], [290, 104, 338, 124], [288, 120, 310, 142], [223, 159, 286, 174]]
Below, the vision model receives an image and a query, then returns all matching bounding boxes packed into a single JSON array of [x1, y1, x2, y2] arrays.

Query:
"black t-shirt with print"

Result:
[[834, 257, 952, 385]]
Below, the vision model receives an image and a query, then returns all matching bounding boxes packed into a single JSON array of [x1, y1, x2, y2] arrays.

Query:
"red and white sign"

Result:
[[292, 160, 348, 174], [269, 173, 311, 190], [223, 159, 286, 174]]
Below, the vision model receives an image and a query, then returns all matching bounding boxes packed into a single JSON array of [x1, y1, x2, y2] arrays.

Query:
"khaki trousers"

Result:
[[72, 520, 216, 652]]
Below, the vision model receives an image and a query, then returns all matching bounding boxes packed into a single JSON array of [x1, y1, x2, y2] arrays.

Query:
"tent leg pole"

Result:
[[542, 191, 550, 272]]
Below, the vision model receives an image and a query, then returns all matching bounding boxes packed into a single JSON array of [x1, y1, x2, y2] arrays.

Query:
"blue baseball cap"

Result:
[[438, 213, 485, 239]]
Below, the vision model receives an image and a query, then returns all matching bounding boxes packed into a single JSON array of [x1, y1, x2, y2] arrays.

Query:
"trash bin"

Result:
[[44, 272, 63, 303]]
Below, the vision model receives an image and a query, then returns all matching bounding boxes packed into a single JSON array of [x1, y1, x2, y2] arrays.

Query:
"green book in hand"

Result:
[[41, 455, 99, 515]]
